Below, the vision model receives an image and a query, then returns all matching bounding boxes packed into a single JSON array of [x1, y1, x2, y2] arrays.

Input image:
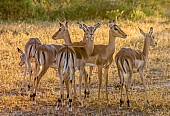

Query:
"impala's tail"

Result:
[[58, 46, 75, 74]]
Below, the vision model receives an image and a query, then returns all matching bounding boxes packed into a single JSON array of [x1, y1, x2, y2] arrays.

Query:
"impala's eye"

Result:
[[59, 28, 61, 31], [114, 27, 118, 31]]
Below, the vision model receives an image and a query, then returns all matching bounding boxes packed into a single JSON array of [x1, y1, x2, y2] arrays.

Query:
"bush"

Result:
[[0, 0, 169, 21], [0, 0, 47, 21]]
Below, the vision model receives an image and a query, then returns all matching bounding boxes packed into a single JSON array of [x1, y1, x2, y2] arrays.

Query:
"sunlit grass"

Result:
[[0, 17, 169, 115]]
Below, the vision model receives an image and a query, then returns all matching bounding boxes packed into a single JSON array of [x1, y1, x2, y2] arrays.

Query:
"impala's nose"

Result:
[[124, 34, 127, 38], [89, 34, 94, 40]]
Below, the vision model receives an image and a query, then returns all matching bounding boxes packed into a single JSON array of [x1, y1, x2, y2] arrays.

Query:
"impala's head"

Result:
[[17, 47, 25, 67], [52, 22, 69, 40], [139, 27, 157, 47], [108, 20, 127, 38], [77, 22, 102, 41]]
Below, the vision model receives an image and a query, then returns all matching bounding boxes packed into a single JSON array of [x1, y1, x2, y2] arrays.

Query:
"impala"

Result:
[[55, 23, 102, 111], [29, 22, 74, 103], [115, 27, 157, 107], [84, 20, 127, 100], [17, 38, 41, 93]]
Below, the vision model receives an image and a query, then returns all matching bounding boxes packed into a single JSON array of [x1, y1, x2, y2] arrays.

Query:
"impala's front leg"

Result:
[[30, 66, 48, 105], [139, 69, 149, 105], [87, 66, 93, 96], [79, 69, 83, 105], [20, 64, 27, 93], [103, 66, 109, 100], [26, 59, 32, 90], [84, 69, 88, 99], [98, 65, 102, 100]]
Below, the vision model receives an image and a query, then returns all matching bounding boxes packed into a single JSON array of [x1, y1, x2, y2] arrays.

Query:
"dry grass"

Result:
[[0, 18, 170, 115]]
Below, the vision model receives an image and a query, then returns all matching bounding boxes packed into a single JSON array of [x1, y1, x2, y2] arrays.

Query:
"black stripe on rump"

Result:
[[59, 52, 64, 68], [125, 59, 130, 71], [66, 47, 69, 69], [37, 50, 40, 65], [29, 45, 33, 58], [71, 52, 74, 69], [42, 52, 46, 64]]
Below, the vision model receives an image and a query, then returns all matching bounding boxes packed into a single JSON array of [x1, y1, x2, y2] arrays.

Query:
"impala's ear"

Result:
[[77, 22, 87, 31], [94, 23, 102, 31], [149, 27, 153, 35], [17, 47, 24, 54], [77, 22, 83, 28], [108, 20, 116, 27], [59, 22, 64, 28], [139, 27, 146, 37], [65, 21, 68, 28]]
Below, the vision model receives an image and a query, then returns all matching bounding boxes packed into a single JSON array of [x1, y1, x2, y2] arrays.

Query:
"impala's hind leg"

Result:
[[118, 70, 124, 107], [30, 66, 48, 105], [103, 66, 109, 100], [125, 72, 133, 107], [139, 69, 149, 105]]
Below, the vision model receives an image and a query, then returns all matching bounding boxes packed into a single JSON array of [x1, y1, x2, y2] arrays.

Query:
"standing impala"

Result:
[[17, 38, 41, 93], [53, 23, 102, 111], [29, 22, 74, 103], [115, 27, 157, 107], [84, 20, 127, 100]]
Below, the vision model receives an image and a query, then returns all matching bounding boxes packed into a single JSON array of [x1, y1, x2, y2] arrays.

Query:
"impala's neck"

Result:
[[85, 40, 94, 57], [143, 38, 150, 61], [106, 30, 116, 57], [64, 30, 72, 44], [82, 33, 87, 42]]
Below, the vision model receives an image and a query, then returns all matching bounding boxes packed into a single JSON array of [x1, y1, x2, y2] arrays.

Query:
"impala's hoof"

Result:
[[28, 85, 31, 91], [120, 99, 124, 107], [68, 107, 72, 112], [127, 100, 130, 107], [32, 101, 36, 105], [62, 101, 65, 106], [55, 106, 60, 111]]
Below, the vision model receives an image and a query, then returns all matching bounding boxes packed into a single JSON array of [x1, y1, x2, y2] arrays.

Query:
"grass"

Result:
[[0, 17, 170, 115]]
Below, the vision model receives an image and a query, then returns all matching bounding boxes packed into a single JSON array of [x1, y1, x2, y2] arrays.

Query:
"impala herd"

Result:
[[17, 20, 157, 111]]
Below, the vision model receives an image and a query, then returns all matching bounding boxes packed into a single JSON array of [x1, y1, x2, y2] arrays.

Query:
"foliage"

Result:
[[0, 0, 169, 21]]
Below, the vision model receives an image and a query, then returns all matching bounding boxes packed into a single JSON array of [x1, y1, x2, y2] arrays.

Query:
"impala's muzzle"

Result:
[[124, 34, 127, 38], [89, 34, 94, 40]]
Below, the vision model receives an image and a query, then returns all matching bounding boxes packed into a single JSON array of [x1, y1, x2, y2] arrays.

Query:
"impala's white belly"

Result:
[[133, 60, 144, 72], [86, 63, 96, 67]]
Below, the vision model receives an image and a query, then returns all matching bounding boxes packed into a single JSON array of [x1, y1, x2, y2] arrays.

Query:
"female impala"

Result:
[[84, 20, 127, 100], [17, 38, 41, 93], [54, 23, 102, 111], [29, 22, 73, 103], [115, 27, 157, 107]]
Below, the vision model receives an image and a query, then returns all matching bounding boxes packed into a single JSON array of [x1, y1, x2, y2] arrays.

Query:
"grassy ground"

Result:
[[0, 18, 169, 115]]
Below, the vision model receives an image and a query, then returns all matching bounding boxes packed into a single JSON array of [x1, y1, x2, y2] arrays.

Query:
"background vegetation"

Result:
[[0, 0, 170, 21]]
